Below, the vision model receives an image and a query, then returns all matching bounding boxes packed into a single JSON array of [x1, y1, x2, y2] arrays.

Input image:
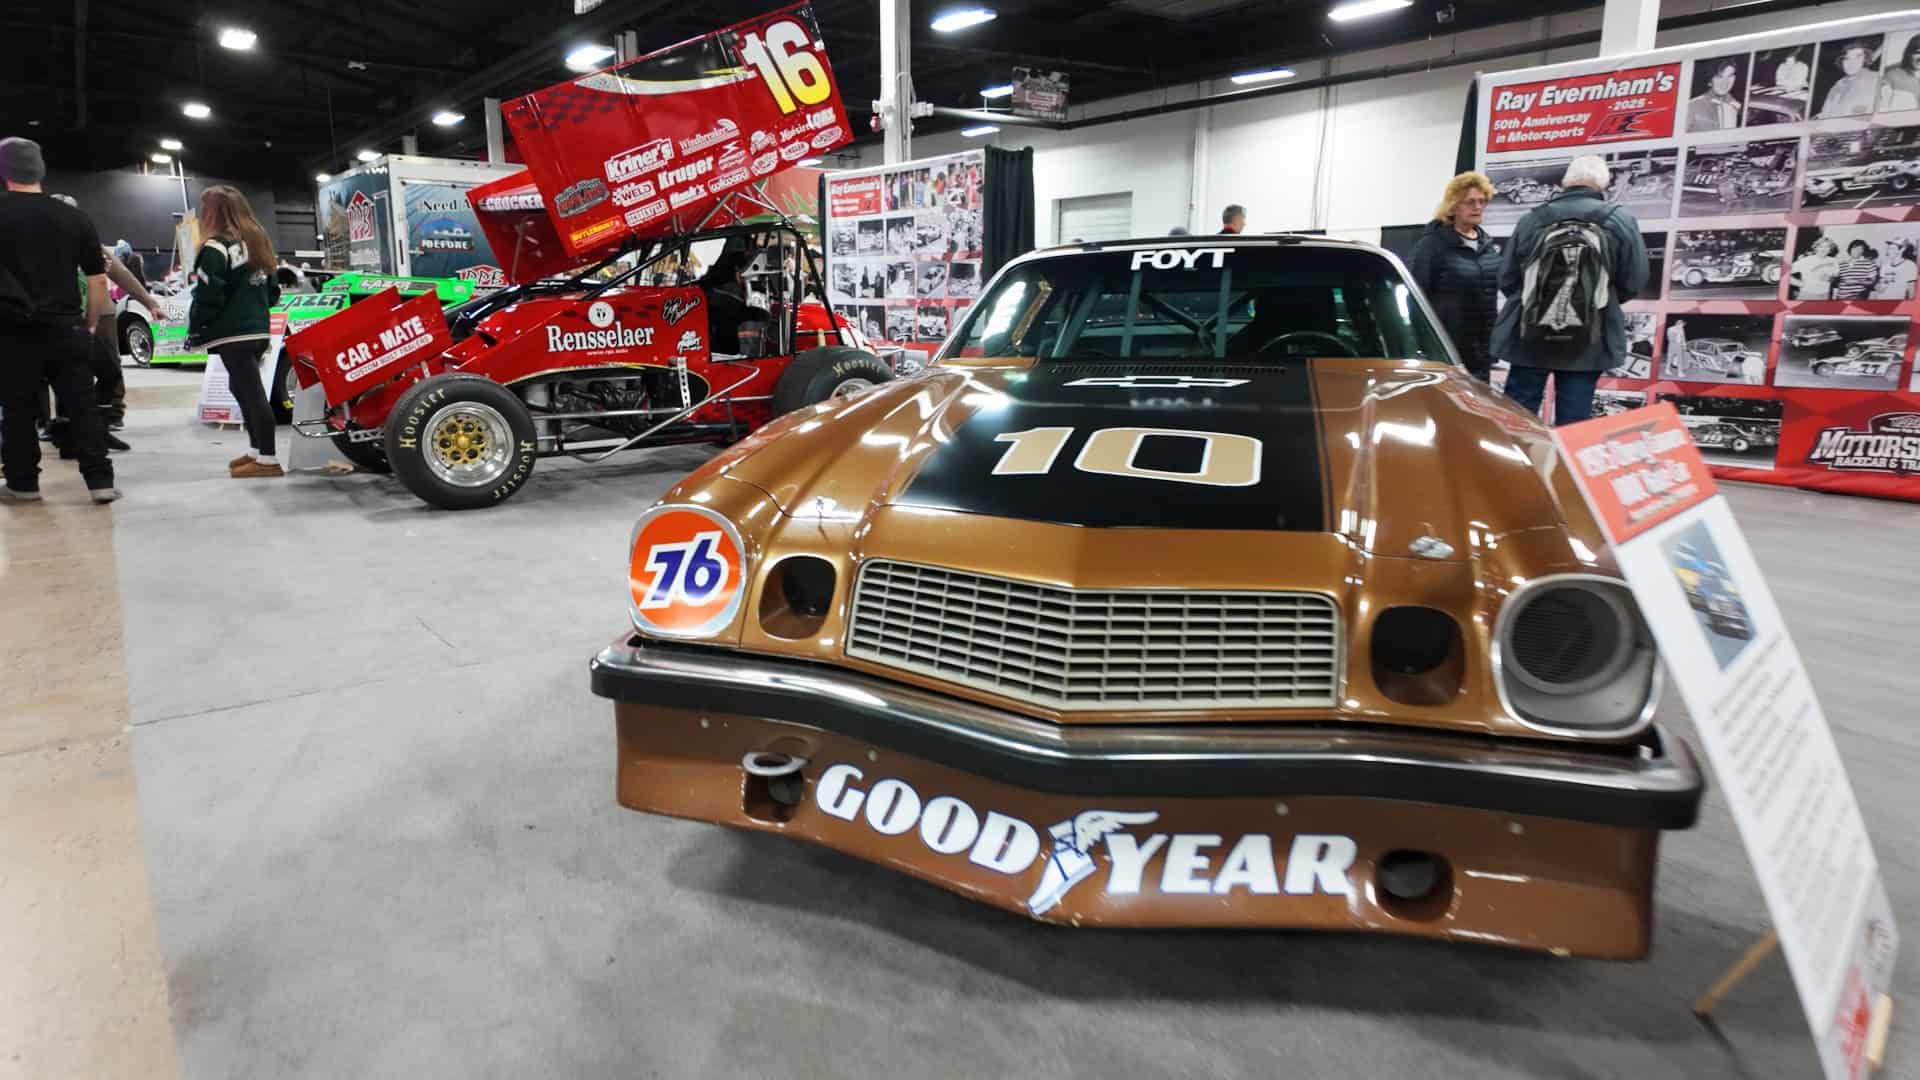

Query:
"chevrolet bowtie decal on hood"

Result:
[[892, 362, 1327, 530]]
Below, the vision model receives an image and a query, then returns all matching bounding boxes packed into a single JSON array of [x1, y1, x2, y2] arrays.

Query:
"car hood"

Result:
[[692, 358, 1598, 562]]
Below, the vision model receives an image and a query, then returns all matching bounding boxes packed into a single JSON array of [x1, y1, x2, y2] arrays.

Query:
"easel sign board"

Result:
[[196, 313, 286, 424], [1553, 404, 1899, 1080]]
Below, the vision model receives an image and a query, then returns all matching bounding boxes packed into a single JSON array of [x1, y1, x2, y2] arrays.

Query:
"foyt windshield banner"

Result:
[[1476, 11, 1920, 502]]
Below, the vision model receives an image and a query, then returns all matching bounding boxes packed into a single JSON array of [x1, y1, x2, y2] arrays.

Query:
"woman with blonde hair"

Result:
[[1407, 171, 1502, 379], [187, 185, 280, 477]]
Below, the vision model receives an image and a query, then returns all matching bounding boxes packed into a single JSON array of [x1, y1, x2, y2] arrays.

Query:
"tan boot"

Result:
[[229, 454, 256, 469], [231, 460, 284, 478]]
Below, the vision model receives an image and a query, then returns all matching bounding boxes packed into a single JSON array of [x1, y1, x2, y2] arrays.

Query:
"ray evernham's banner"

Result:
[[1554, 404, 1897, 1080], [1477, 10, 1920, 502]]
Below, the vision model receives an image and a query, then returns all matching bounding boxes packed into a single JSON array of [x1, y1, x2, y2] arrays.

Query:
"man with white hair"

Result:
[[1491, 154, 1649, 425]]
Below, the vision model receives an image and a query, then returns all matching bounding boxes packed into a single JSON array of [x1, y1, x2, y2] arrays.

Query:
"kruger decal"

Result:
[[659, 158, 715, 190]]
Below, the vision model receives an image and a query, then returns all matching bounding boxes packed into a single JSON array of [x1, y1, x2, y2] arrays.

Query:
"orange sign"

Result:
[[1552, 403, 1717, 545], [628, 505, 748, 637]]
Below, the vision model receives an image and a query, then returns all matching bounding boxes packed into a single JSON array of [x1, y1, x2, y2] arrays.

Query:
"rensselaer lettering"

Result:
[[546, 323, 657, 351]]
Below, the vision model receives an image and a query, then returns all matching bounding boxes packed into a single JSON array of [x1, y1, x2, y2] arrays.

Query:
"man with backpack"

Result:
[[1491, 155, 1649, 425]]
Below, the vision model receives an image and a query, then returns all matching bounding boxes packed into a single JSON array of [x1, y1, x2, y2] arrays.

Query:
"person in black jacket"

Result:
[[187, 185, 280, 477], [1407, 172, 1502, 380]]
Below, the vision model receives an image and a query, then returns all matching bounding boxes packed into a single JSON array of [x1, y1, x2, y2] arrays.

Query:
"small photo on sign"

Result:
[[1594, 388, 1649, 416], [1611, 311, 1657, 379], [1790, 222, 1920, 300], [1669, 228, 1787, 300], [947, 207, 985, 259], [1604, 148, 1678, 219], [949, 260, 982, 299], [915, 261, 948, 299], [912, 212, 950, 256], [885, 305, 915, 342], [886, 215, 915, 256], [829, 222, 856, 257], [856, 219, 885, 255], [1882, 30, 1920, 114], [915, 304, 950, 343], [1802, 124, 1920, 209], [1657, 393, 1783, 471], [1776, 314, 1909, 391], [1679, 139, 1799, 216], [886, 260, 915, 299], [854, 304, 886, 343], [1662, 519, 1757, 670], [1747, 43, 1816, 125], [1685, 52, 1751, 133], [830, 261, 858, 300], [1811, 33, 1887, 120], [1659, 314, 1772, 384], [1486, 158, 1570, 228]]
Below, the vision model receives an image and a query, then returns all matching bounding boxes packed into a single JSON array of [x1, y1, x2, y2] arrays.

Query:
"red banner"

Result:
[[826, 175, 882, 217], [1552, 403, 1717, 545], [499, 3, 851, 260], [1486, 63, 1681, 152]]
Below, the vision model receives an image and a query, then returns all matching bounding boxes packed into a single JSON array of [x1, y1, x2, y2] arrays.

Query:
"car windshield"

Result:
[[937, 243, 1452, 363]]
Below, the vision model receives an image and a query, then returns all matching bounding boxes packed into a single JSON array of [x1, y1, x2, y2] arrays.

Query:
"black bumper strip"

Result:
[[590, 637, 1704, 830]]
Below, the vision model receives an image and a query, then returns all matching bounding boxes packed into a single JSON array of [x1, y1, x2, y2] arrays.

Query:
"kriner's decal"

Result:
[[659, 158, 714, 190], [605, 139, 674, 184], [1131, 247, 1231, 270], [814, 765, 1357, 914]]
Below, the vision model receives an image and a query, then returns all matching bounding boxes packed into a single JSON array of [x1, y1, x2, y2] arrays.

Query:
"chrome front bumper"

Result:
[[589, 636, 1704, 830]]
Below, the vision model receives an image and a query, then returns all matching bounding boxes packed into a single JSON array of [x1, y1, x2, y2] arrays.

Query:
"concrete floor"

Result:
[[5, 367, 1917, 1078]]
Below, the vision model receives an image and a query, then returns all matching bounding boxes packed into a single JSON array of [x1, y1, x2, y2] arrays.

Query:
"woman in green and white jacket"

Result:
[[187, 185, 280, 478]]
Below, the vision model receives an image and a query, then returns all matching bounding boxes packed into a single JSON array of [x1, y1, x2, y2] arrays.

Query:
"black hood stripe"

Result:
[[895, 361, 1328, 531]]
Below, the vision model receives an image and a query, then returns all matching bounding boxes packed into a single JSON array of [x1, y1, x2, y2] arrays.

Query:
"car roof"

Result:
[[1025, 233, 1372, 259]]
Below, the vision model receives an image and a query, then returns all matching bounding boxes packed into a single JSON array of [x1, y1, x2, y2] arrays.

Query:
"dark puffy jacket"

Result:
[[1407, 219, 1502, 378], [1491, 187, 1649, 373]]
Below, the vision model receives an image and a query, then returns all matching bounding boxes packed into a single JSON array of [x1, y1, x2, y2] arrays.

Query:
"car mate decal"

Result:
[[677, 329, 701, 352], [810, 126, 845, 149], [628, 505, 746, 637], [678, 118, 740, 156], [335, 313, 437, 384], [1130, 247, 1231, 270], [659, 158, 715, 190], [605, 138, 674, 184], [668, 184, 710, 211], [751, 151, 780, 177], [662, 294, 702, 325], [779, 142, 810, 162], [815, 765, 1357, 913], [1803, 412, 1920, 475], [611, 180, 658, 207], [555, 178, 610, 218], [894, 364, 1327, 529], [624, 200, 669, 228]]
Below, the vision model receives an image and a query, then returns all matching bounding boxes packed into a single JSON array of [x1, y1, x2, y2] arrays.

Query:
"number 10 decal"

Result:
[[991, 426, 1262, 487], [741, 18, 832, 115]]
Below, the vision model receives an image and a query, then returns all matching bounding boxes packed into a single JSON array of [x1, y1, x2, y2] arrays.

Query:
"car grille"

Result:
[[846, 561, 1340, 710]]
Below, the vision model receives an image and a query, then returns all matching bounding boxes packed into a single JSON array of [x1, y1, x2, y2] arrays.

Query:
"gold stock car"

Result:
[[591, 235, 1704, 960]]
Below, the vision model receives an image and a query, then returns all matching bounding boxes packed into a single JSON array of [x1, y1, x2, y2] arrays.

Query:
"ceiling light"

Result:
[[1230, 67, 1296, 85], [315, 173, 332, 182], [980, 83, 1014, 98], [431, 110, 465, 126], [799, 157, 824, 166], [217, 27, 257, 50], [150, 152, 173, 164], [182, 102, 212, 119], [961, 124, 1000, 137], [356, 149, 379, 162], [159, 137, 183, 151], [1329, 0, 1413, 22], [565, 43, 616, 71], [931, 8, 996, 32]]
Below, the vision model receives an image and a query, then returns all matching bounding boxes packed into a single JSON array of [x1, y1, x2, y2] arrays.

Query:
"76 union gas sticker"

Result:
[[628, 505, 746, 637]]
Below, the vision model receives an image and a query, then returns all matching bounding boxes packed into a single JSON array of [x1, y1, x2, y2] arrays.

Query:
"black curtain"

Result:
[[983, 146, 1035, 277], [1455, 80, 1479, 176]]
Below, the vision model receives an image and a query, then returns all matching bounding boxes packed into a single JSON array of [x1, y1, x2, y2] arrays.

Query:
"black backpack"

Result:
[[1517, 206, 1619, 358]]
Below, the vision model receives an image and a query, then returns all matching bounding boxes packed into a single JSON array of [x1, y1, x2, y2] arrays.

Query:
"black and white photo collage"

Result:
[[825, 151, 986, 348]]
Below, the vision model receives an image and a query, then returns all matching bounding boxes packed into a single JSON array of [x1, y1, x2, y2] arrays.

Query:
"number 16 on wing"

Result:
[[628, 506, 748, 637]]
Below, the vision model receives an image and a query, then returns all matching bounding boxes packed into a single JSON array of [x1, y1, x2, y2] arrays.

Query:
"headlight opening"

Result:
[[1497, 577, 1658, 737]]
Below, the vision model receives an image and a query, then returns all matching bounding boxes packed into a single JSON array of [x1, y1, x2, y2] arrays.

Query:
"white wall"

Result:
[[841, 0, 1920, 245]]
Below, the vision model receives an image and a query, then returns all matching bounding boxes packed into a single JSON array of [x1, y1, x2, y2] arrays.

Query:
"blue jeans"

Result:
[[1504, 367, 1600, 425]]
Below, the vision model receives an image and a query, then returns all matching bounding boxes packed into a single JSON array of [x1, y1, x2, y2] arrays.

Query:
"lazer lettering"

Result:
[[659, 158, 715, 190], [1130, 248, 1231, 270], [605, 139, 674, 184], [814, 765, 1356, 913], [546, 323, 657, 352]]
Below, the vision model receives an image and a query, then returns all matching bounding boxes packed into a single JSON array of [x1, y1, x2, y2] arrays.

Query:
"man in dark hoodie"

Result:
[[1407, 172, 1502, 380]]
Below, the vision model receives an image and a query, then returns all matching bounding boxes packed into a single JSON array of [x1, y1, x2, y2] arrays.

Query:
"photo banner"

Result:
[[1476, 10, 1920, 502], [400, 180, 506, 286], [821, 148, 987, 368]]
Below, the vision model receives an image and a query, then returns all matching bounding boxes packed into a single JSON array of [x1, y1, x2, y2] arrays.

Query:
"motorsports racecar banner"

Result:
[[821, 148, 987, 365], [1476, 10, 1920, 502], [498, 3, 853, 261]]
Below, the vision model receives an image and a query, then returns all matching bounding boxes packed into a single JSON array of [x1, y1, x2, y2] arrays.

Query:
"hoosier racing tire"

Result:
[[384, 374, 538, 510], [771, 346, 894, 417]]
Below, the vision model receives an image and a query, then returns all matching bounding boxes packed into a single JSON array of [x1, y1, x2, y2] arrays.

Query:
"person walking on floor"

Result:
[[1408, 171, 1503, 381], [0, 138, 119, 503], [187, 185, 281, 478], [1491, 155, 1649, 426]]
